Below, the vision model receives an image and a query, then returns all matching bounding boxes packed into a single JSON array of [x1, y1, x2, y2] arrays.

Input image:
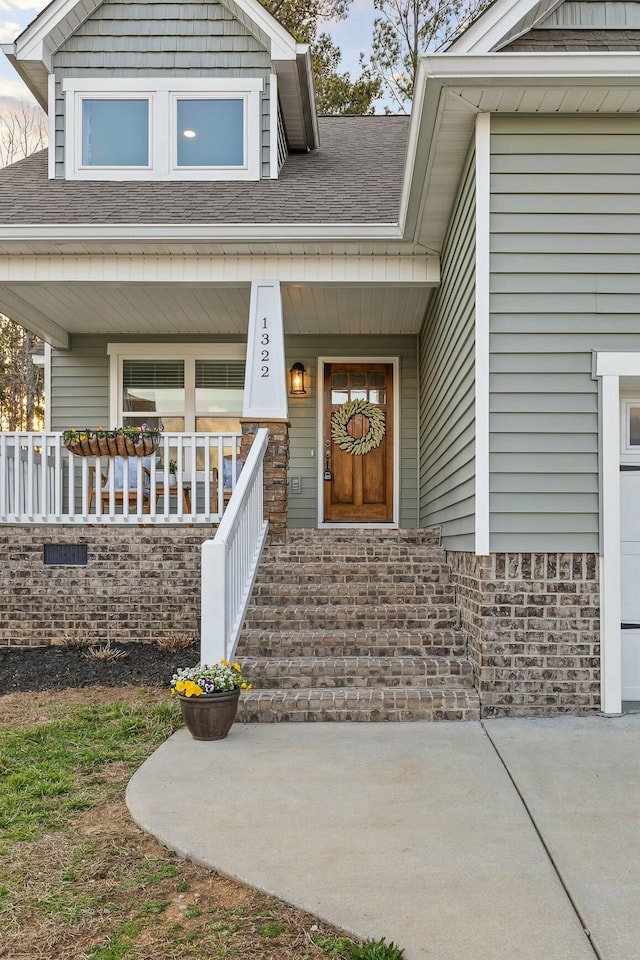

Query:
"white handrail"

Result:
[[200, 427, 269, 664]]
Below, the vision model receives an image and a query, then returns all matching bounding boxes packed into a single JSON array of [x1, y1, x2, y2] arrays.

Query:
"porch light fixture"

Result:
[[183, 129, 197, 138], [289, 362, 307, 396]]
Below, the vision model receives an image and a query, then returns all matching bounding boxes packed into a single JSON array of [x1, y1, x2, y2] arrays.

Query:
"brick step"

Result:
[[243, 604, 460, 631], [283, 528, 442, 546], [237, 685, 480, 722], [261, 546, 447, 564], [256, 562, 452, 584], [250, 582, 456, 604], [237, 655, 474, 689], [237, 628, 466, 658]]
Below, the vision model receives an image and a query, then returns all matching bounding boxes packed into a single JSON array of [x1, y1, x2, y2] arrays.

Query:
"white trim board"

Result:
[[0, 254, 439, 285], [474, 112, 490, 557], [316, 356, 400, 529], [594, 351, 640, 715]]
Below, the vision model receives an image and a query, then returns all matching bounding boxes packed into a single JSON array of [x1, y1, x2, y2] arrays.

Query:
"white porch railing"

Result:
[[200, 427, 269, 664], [0, 432, 242, 524]]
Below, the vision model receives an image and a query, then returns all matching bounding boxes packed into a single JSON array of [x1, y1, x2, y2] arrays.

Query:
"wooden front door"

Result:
[[323, 363, 394, 522]]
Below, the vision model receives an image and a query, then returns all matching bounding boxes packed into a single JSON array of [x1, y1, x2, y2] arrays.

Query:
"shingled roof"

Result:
[[502, 29, 640, 51], [0, 116, 409, 226]]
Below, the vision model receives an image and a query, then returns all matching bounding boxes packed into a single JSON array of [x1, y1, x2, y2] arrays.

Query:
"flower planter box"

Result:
[[63, 433, 159, 458]]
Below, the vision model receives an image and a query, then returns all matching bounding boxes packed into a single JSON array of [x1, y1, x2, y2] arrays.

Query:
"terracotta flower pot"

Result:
[[178, 688, 240, 741]]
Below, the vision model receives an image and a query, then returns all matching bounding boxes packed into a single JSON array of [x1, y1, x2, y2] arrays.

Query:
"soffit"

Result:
[[406, 52, 640, 251], [0, 282, 433, 339]]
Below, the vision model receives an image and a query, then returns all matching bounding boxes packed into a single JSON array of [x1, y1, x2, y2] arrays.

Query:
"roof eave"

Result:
[[399, 52, 640, 250], [0, 223, 404, 243]]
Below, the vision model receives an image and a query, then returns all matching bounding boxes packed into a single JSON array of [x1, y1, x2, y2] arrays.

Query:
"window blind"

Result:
[[195, 360, 245, 389], [123, 360, 185, 389]]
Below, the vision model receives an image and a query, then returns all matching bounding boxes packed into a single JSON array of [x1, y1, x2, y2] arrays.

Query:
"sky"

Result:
[[0, 0, 377, 116]]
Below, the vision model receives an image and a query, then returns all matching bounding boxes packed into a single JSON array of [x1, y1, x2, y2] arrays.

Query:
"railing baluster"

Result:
[[13, 435, 22, 521], [0, 434, 7, 520]]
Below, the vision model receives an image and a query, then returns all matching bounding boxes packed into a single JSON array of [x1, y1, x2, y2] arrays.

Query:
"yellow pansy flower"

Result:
[[233, 662, 241, 672]]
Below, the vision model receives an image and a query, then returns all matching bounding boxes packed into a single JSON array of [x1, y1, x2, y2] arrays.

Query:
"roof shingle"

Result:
[[0, 116, 409, 226]]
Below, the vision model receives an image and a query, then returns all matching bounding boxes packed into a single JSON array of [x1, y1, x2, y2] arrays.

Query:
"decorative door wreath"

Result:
[[331, 399, 386, 456]]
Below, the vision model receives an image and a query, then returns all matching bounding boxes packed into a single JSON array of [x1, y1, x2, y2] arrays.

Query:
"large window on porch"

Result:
[[121, 357, 244, 435]]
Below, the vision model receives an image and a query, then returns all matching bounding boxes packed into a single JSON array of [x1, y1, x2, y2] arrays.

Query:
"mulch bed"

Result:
[[0, 643, 191, 693]]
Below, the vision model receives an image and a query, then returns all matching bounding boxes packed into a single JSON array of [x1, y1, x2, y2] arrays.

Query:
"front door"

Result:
[[621, 468, 640, 702], [323, 362, 394, 522]]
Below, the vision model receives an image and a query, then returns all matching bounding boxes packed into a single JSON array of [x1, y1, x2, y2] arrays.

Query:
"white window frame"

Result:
[[64, 78, 263, 181], [620, 397, 640, 461], [107, 343, 246, 430]]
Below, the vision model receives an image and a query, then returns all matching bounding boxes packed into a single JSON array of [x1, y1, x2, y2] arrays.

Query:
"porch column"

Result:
[[240, 418, 289, 538], [242, 280, 289, 537]]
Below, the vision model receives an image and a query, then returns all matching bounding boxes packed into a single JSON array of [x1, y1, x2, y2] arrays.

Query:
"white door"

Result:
[[620, 470, 640, 701]]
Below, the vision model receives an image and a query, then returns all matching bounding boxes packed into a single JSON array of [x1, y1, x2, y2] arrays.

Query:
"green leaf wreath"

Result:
[[331, 399, 386, 456]]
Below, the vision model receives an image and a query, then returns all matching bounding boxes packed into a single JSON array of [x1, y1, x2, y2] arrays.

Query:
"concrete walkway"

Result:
[[127, 716, 640, 960]]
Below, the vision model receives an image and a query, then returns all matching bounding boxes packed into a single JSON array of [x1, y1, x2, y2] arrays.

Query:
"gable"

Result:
[[449, 0, 640, 50], [500, 0, 640, 49], [52, 0, 270, 73]]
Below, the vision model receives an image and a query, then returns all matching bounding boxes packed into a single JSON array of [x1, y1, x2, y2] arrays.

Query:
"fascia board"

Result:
[[449, 0, 562, 53], [422, 51, 640, 82], [14, 0, 99, 62], [0, 224, 403, 242], [398, 62, 446, 244]]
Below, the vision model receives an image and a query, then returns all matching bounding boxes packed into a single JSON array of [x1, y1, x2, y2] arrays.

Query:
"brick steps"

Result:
[[251, 582, 456, 602], [238, 655, 474, 689], [235, 528, 477, 722], [244, 604, 460, 631], [238, 686, 479, 722], [239, 628, 467, 658]]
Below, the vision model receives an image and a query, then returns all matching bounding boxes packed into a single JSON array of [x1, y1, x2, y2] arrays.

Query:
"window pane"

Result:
[[630, 407, 640, 446], [196, 417, 242, 434], [123, 360, 185, 415], [195, 361, 244, 414], [176, 99, 243, 167], [123, 415, 184, 432], [82, 99, 149, 166]]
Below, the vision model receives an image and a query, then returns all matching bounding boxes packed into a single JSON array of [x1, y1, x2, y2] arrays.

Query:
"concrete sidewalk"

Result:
[[127, 716, 640, 960]]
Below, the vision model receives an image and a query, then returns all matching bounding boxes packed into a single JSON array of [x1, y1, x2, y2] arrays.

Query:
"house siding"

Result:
[[52, 0, 272, 179], [285, 336, 419, 530], [538, 1, 640, 27], [418, 148, 476, 551], [490, 114, 640, 552], [50, 336, 110, 432]]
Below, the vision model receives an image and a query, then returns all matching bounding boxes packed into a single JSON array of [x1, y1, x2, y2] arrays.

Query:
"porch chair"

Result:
[[211, 456, 244, 513], [88, 456, 155, 514]]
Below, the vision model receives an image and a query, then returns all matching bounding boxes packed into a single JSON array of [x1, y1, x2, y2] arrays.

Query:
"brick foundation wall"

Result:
[[0, 527, 213, 647], [448, 551, 601, 717]]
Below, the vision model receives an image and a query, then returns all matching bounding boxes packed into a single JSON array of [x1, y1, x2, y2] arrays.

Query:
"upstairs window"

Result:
[[64, 79, 262, 181], [82, 98, 150, 168], [175, 98, 243, 168]]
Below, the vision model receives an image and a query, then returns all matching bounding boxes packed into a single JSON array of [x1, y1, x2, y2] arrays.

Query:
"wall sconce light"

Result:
[[289, 362, 307, 396]]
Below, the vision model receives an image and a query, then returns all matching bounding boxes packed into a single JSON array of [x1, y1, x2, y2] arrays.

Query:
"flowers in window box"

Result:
[[170, 661, 252, 697]]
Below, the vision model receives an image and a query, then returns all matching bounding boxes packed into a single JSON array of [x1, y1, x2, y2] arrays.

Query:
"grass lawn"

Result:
[[0, 686, 360, 960]]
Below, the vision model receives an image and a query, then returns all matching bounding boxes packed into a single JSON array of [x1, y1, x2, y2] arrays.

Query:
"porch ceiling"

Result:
[[0, 281, 432, 343]]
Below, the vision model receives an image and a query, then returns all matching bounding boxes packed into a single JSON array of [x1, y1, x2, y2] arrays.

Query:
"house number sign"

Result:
[[243, 280, 288, 420]]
